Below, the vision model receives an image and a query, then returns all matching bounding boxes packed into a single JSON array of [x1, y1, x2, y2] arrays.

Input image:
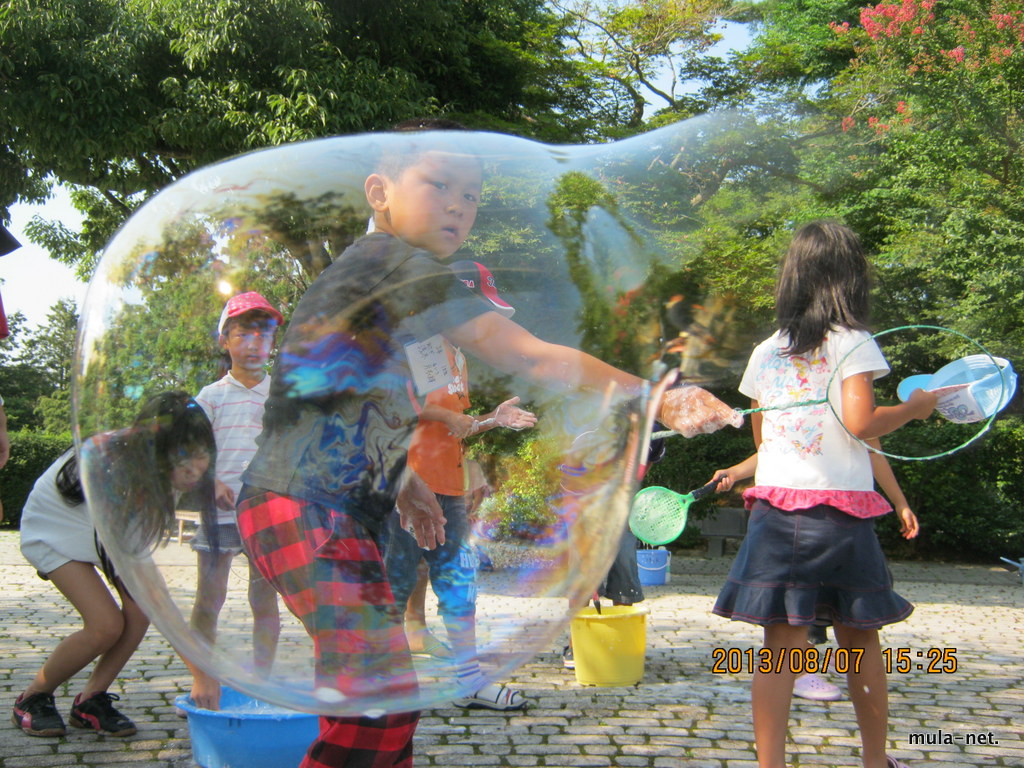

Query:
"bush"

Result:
[[877, 418, 1024, 562], [0, 430, 72, 528], [475, 435, 564, 540]]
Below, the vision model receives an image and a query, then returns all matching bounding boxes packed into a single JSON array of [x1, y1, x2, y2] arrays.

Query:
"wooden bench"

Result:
[[697, 506, 749, 556], [174, 509, 201, 546]]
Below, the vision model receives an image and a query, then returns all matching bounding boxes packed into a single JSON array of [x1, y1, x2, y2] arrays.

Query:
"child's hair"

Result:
[[111, 391, 217, 553], [775, 220, 871, 356], [375, 118, 474, 181], [55, 452, 85, 505]]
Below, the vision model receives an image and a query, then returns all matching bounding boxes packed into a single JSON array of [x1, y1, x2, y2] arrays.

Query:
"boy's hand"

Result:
[[658, 386, 744, 437], [445, 412, 477, 439], [492, 397, 537, 431], [214, 479, 236, 511], [397, 471, 447, 550]]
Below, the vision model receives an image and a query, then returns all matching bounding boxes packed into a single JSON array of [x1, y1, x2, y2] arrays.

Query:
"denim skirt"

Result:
[[712, 500, 913, 629]]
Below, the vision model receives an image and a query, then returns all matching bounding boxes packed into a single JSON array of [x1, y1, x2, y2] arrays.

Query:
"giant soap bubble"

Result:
[[75, 115, 759, 716]]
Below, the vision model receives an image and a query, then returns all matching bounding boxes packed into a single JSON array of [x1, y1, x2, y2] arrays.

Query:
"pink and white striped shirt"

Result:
[[195, 372, 270, 524]]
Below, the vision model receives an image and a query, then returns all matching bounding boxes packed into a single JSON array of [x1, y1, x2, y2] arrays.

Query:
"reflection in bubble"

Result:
[[76, 117, 755, 716]]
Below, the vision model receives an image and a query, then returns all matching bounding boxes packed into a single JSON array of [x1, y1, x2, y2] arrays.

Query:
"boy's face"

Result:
[[220, 315, 277, 372], [368, 151, 482, 258]]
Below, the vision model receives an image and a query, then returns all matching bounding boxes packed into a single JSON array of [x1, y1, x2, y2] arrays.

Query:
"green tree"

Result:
[[646, 0, 1024, 370], [1, 0, 593, 277], [21, 297, 78, 391], [553, 0, 746, 133], [35, 389, 72, 435], [664, 0, 1024, 560], [0, 364, 49, 432], [0, 311, 50, 431], [823, 0, 1024, 358], [0, 310, 29, 367], [740, 0, 863, 85]]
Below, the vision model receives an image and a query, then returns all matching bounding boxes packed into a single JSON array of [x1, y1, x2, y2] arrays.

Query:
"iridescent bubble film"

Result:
[[75, 117, 760, 715]]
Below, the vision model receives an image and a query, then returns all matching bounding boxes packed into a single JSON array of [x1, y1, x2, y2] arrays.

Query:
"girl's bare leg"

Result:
[[752, 623, 808, 768], [22, 562, 125, 696], [81, 580, 149, 698], [832, 624, 889, 768], [189, 550, 234, 642]]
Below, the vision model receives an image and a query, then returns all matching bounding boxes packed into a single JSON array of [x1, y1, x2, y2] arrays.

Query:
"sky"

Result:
[[2, 187, 87, 330], [0, 21, 753, 333]]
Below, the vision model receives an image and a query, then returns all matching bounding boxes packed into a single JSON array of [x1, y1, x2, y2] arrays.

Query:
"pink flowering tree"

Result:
[[822, 0, 1024, 350], [702, 0, 1024, 356]]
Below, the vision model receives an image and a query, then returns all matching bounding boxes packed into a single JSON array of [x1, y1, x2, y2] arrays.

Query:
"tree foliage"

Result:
[[20, 297, 78, 390], [0, 0, 594, 274], [0, 306, 76, 431], [655, 0, 1024, 560], [552, 0, 746, 131], [824, 0, 1024, 357], [671, 0, 1024, 366]]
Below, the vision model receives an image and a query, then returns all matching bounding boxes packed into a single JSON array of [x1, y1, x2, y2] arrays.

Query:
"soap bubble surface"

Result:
[[76, 116, 761, 715]]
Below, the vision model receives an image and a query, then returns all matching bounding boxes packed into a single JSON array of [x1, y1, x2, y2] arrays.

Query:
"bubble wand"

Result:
[[650, 325, 1015, 461]]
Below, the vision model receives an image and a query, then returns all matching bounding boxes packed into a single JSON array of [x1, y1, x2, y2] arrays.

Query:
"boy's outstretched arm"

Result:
[[418, 403, 478, 439], [417, 397, 537, 439], [444, 312, 743, 438]]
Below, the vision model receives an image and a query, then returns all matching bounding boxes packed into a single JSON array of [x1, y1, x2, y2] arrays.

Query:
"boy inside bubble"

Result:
[[236, 128, 742, 767]]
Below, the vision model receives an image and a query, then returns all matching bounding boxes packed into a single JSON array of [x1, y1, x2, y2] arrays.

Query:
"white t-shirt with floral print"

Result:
[[740, 327, 889, 495]]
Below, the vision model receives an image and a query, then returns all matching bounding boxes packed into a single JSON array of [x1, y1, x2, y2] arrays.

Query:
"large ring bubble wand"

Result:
[[652, 325, 1016, 462]]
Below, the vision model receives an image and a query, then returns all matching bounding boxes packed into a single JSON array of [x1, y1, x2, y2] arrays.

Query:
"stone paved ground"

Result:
[[1, 530, 1021, 768]]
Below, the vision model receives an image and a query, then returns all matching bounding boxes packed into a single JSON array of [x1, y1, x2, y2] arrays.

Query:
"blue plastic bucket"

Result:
[[636, 548, 670, 586], [175, 687, 318, 768]]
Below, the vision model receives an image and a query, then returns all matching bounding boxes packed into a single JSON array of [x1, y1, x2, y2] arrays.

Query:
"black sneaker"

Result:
[[562, 644, 575, 670], [12, 692, 67, 737], [69, 692, 137, 736]]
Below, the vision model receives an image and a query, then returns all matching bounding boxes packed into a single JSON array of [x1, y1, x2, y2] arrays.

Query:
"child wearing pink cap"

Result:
[[184, 292, 284, 710]]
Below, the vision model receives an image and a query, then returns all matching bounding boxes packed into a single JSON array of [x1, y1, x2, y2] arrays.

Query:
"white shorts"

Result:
[[21, 539, 95, 580]]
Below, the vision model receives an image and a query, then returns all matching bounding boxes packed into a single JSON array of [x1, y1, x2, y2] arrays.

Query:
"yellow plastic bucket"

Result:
[[569, 605, 648, 686]]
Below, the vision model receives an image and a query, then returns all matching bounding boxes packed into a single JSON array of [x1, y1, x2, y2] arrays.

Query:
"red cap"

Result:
[[449, 261, 515, 318], [217, 292, 283, 334]]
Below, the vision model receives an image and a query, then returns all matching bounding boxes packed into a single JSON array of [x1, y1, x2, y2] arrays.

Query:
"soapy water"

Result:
[[73, 114, 1010, 716]]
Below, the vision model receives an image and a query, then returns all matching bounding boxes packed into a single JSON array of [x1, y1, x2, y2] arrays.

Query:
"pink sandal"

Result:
[[887, 757, 910, 768]]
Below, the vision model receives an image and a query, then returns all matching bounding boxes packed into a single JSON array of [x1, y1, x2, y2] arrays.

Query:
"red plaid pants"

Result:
[[238, 491, 419, 768]]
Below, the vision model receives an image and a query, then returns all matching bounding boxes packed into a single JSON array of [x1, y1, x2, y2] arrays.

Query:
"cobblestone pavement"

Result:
[[1, 529, 1021, 768]]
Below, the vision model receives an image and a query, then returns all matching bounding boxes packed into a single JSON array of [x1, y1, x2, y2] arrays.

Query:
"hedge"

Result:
[[5, 415, 1021, 563], [0, 430, 72, 529]]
